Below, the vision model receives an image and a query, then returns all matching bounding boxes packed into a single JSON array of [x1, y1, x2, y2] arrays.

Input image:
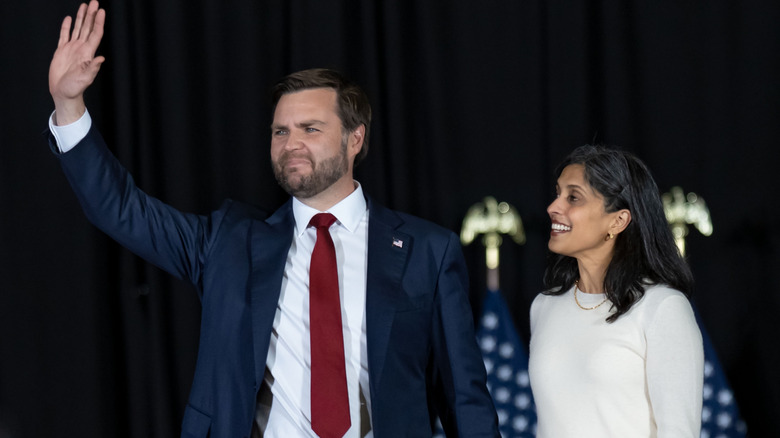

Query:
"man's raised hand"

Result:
[[49, 1, 106, 125]]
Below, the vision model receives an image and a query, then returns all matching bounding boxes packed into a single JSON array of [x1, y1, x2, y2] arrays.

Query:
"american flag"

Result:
[[477, 289, 537, 437], [696, 309, 748, 438]]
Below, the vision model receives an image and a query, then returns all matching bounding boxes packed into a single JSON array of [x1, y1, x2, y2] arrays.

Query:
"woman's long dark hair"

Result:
[[543, 145, 694, 322]]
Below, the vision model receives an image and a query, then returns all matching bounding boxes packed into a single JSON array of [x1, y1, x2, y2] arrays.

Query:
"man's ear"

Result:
[[348, 125, 365, 158]]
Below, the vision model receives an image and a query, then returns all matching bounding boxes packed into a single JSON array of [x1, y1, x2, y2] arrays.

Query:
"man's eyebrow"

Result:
[[270, 119, 327, 130], [296, 119, 327, 126]]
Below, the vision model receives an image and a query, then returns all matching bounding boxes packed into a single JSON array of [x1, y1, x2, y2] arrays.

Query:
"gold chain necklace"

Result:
[[574, 280, 608, 310]]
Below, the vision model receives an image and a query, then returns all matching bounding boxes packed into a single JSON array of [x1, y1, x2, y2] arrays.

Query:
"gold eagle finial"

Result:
[[461, 197, 525, 290], [662, 186, 713, 256]]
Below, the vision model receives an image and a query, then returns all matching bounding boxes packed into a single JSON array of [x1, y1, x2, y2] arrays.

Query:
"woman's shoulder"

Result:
[[530, 288, 573, 331], [633, 283, 696, 326], [533, 286, 572, 301], [531, 287, 572, 312], [640, 283, 688, 306]]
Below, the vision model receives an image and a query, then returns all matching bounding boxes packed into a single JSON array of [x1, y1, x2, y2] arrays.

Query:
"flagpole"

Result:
[[460, 196, 536, 437]]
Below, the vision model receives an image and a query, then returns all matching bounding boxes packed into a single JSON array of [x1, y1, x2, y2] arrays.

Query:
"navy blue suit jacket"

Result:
[[55, 127, 498, 437]]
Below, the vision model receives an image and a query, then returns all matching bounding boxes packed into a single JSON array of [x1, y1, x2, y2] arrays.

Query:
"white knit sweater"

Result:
[[529, 284, 703, 438]]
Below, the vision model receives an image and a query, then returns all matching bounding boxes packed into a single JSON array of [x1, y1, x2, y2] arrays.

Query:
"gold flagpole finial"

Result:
[[461, 197, 525, 290], [662, 186, 713, 257]]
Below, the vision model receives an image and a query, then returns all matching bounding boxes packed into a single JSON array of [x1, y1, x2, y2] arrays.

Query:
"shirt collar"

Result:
[[292, 182, 367, 236]]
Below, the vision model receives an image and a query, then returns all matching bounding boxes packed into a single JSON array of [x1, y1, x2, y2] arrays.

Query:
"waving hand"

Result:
[[49, 1, 106, 125]]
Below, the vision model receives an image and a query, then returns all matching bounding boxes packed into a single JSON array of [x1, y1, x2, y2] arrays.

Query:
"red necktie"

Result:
[[308, 213, 350, 438]]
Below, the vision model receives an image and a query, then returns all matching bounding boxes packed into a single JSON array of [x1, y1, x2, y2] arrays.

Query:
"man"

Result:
[[48, 2, 498, 437]]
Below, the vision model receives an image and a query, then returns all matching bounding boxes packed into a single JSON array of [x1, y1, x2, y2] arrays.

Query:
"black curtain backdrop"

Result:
[[2, 0, 779, 436]]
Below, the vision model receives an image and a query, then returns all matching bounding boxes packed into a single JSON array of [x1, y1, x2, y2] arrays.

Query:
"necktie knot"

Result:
[[309, 212, 337, 230]]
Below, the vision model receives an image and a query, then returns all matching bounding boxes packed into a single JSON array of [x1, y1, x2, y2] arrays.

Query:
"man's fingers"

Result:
[[57, 2, 104, 53], [79, 1, 101, 41], [87, 8, 106, 46], [73, 2, 87, 40], [58, 16, 73, 48]]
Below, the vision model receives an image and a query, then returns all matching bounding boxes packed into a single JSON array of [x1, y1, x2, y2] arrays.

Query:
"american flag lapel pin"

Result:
[[392, 237, 403, 248]]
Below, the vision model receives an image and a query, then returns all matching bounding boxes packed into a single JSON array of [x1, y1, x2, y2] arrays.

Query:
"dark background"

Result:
[[2, 0, 778, 436]]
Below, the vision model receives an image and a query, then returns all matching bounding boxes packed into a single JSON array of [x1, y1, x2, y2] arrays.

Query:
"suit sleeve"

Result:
[[431, 232, 499, 437], [53, 126, 224, 291]]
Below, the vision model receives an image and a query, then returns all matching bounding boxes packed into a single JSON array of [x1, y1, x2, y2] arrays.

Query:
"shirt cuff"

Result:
[[49, 109, 92, 153]]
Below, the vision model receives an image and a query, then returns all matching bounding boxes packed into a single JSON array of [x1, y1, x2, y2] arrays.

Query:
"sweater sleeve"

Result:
[[645, 291, 704, 437]]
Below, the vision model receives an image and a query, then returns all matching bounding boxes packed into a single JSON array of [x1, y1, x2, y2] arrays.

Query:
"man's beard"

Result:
[[272, 139, 350, 199]]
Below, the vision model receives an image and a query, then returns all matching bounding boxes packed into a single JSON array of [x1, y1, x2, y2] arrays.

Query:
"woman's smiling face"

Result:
[[546, 164, 622, 262]]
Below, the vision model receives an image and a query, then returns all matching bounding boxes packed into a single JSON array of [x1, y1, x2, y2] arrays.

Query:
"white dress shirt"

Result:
[[257, 188, 371, 437]]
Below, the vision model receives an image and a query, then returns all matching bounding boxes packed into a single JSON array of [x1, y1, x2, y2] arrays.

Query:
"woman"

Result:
[[529, 145, 704, 437]]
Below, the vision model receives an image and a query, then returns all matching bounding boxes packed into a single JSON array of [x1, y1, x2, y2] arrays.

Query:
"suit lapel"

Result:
[[249, 199, 295, 385], [247, 197, 412, 391], [365, 198, 411, 388]]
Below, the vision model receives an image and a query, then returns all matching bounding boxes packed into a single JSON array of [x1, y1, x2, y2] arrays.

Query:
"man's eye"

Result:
[[273, 129, 288, 136], [305, 127, 319, 133]]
